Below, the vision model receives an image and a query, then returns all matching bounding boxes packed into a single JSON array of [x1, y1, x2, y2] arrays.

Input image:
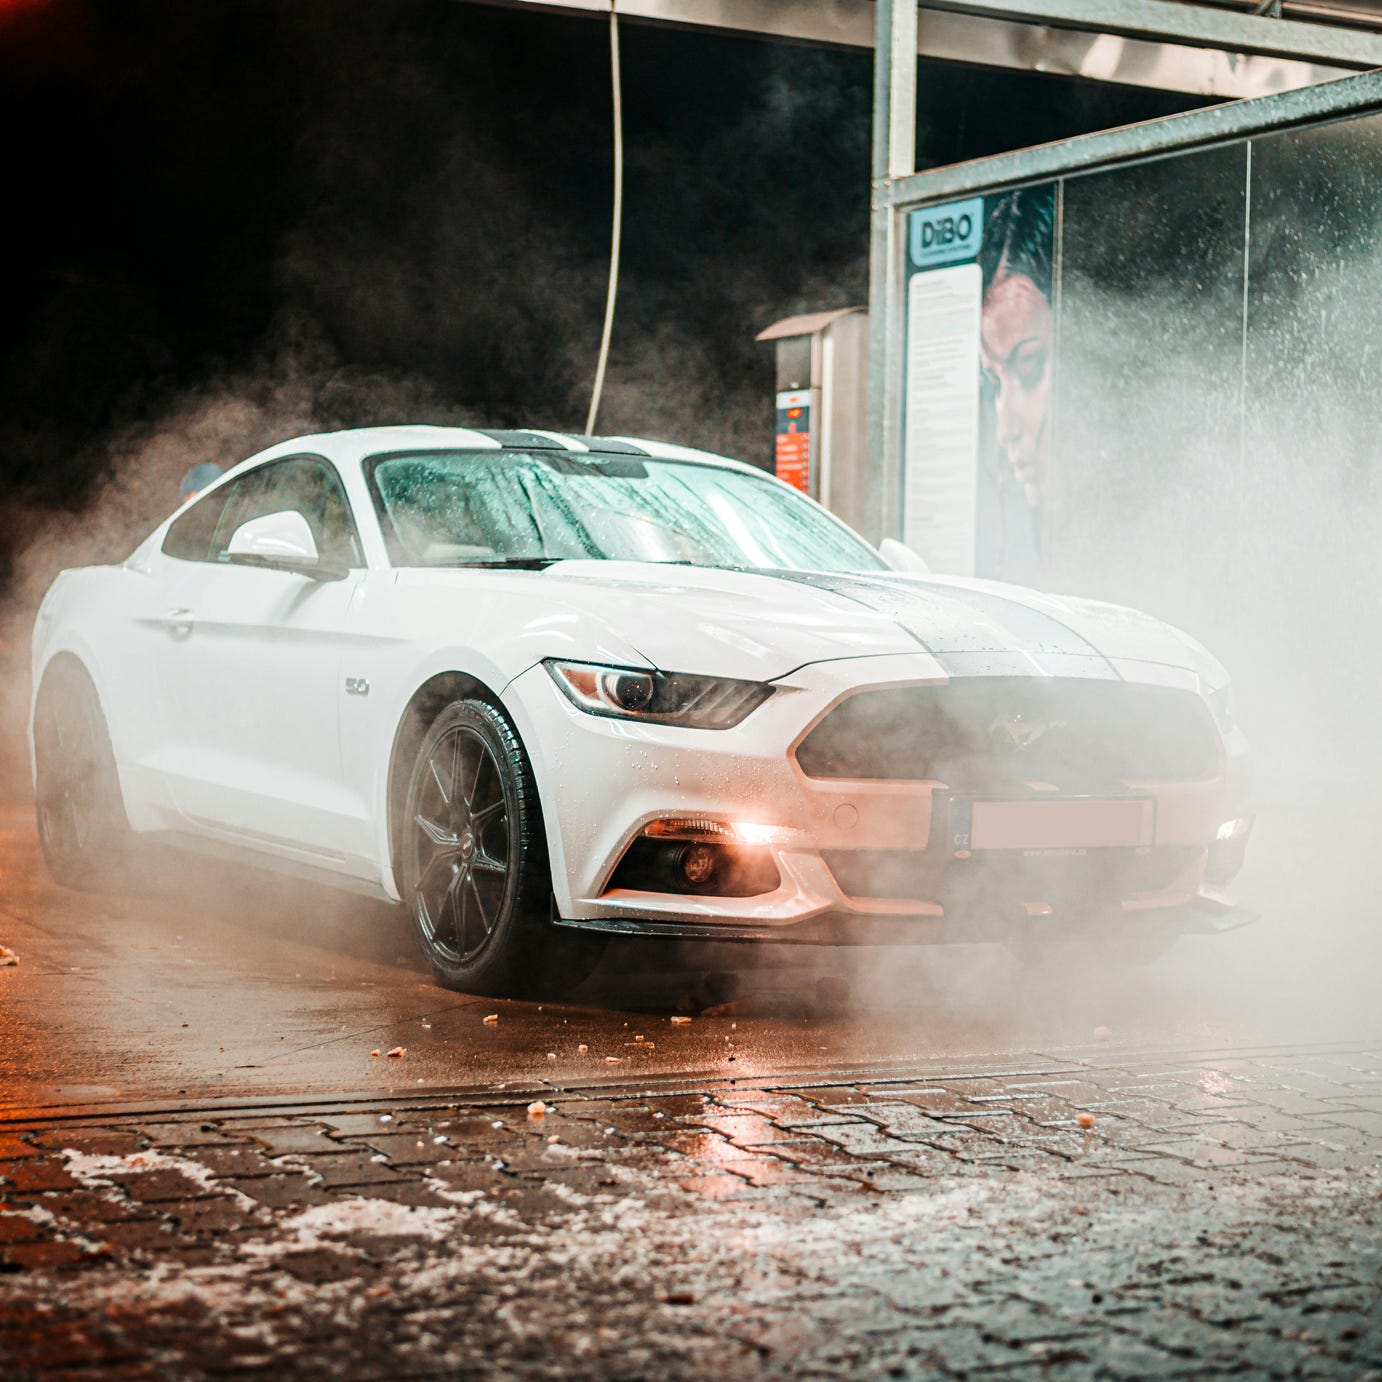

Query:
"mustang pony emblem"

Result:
[[987, 712, 1062, 752]]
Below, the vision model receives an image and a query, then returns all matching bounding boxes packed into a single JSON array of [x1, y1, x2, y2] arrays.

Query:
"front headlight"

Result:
[[544, 659, 773, 729]]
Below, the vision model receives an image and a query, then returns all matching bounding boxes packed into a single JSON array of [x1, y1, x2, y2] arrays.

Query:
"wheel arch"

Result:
[[384, 670, 512, 898], [30, 649, 102, 777], [34, 647, 98, 697]]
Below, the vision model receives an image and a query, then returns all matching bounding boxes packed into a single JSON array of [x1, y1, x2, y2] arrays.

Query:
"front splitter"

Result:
[[554, 894, 1251, 946]]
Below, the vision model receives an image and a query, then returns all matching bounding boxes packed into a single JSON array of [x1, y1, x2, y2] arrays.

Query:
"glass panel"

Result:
[[1244, 112, 1382, 766], [367, 450, 885, 574], [163, 485, 231, 562], [1052, 142, 1248, 623], [211, 458, 363, 567]]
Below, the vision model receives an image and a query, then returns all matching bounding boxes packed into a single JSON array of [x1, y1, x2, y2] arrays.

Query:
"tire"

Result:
[[401, 697, 602, 997], [33, 661, 134, 892]]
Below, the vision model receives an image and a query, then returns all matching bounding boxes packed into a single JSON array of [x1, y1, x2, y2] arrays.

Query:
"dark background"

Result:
[[0, 0, 1200, 587]]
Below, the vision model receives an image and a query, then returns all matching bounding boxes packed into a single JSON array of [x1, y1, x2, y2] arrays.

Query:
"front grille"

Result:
[[823, 846, 1199, 910], [796, 678, 1219, 790]]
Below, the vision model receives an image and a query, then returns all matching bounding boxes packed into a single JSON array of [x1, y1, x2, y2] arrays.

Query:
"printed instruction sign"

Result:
[[903, 263, 982, 574], [774, 389, 812, 493]]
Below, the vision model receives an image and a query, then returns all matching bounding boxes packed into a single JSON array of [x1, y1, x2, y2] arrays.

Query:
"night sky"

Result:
[[0, 0, 1201, 581]]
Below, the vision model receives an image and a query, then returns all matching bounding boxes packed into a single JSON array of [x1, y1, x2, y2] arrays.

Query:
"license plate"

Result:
[[951, 797, 1155, 855]]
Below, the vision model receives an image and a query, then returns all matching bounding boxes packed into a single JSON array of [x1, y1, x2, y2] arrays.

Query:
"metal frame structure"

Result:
[[467, 0, 1382, 540], [476, 1, 1382, 97], [864, 0, 1382, 541]]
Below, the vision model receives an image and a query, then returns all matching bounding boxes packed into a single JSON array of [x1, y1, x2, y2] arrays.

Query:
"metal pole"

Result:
[[865, 0, 917, 545], [586, 1, 623, 435]]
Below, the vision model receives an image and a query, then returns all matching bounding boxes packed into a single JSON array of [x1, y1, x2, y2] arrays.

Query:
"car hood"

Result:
[[535, 562, 1225, 687]]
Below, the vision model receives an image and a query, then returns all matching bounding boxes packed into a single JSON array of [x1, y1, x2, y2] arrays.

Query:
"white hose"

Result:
[[585, 0, 623, 437]]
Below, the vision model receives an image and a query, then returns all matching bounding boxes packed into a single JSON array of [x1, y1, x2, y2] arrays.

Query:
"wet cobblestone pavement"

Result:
[[2, 1038, 1379, 1379]]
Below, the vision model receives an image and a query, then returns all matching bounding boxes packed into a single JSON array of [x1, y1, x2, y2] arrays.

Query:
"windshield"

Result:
[[365, 449, 886, 574]]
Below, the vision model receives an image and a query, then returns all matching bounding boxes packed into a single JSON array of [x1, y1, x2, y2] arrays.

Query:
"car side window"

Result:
[[162, 485, 234, 562], [166, 456, 363, 568]]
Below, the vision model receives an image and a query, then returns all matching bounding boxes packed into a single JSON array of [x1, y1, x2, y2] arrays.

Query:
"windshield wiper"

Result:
[[437, 557, 712, 571], [443, 556, 568, 570]]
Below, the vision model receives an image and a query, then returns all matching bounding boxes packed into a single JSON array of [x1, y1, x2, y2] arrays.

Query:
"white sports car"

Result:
[[30, 426, 1252, 994]]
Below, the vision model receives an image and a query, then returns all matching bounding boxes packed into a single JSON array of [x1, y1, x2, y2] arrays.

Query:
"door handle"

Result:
[[162, 607, 195, 639]]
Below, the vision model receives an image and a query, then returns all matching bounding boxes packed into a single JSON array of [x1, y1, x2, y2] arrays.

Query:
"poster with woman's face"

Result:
[[977, 186, 1056, 586], [902, 183, 1056, 588]]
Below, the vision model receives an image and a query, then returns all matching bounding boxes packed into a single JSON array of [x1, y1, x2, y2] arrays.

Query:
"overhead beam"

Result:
[[470, 1, 1381, 98], [923, 0, 1382, 67], [884, 64, 1382, 204]]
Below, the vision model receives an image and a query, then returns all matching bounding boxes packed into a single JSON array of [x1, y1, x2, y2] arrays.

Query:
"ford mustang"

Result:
[[29, 426, 1253, 994]]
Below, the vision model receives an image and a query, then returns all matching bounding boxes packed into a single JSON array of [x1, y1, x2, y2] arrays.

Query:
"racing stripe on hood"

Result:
[[766, 571, 1120, 679]]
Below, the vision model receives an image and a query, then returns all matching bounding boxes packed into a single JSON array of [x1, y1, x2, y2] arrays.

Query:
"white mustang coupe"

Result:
[[30, 426, 1252, 994]]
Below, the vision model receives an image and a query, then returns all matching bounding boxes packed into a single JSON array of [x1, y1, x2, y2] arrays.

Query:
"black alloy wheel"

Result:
[[402, 698, 601, 996], [33, 661, 133, 891]]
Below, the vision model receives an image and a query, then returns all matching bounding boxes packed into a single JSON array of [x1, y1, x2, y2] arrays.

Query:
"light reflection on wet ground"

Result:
[[1, 781, 1379, 1115]]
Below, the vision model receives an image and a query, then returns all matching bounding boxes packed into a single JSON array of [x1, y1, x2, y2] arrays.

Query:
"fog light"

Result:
[[677, 843, 718, 886], [606, 836, 781, 898], [644, 817, 735, 842], [1207, 814, 1254, 887]]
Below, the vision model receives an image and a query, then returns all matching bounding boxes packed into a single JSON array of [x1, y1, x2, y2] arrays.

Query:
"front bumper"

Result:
[[552, 892, 1254, 946], [508, 653, 1253, 943]]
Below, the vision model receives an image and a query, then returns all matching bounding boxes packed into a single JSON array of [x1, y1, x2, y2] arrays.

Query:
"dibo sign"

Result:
[[907, 197, 984, 270]]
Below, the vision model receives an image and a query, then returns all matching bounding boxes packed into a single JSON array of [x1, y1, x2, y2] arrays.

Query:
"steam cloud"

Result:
[[3, 2, 1378, 1049]]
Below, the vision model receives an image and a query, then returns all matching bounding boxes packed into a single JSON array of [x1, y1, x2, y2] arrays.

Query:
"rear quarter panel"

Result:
[[31, 563, 176, 827]]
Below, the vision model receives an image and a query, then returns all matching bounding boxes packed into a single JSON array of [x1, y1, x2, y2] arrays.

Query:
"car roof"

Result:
[[239, 425, 768, 480]]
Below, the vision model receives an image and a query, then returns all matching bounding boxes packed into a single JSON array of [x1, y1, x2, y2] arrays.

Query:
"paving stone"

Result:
[[0, 1213, 46, 1245], [29, 1129, 146, 1157], [707, 1152, 823, 1189], [19, 1189, 145, 1225], [0, 1042, 1376, 1378], [648, 1128, 737, 1157], [305, 1112, 417, 1137], [764, 1141, 883, 1174], [0, 1159, 81, 1193], [809, 1122, 927, 1158], [692, 1112, 802, 1147], [138, 1121, 255, 1149], [799, 1086, 874, 1108], [220, 1173, 336, 1210], [242, 1124, 353, 1157], [671, 1172, 753, 1198], [1323, 1093, 1382, 1112], [0, 1239, 91, 1271], [93, 1218, 189, 1254], [705, 1093, 832, 1125], [355, 1131, 471, 1165], [330, 1179, 455, 1210], [292, 1154, 412, 1190], [642, 1095, 717, 1118], [171, 1143, 283, 1179], [166, 1195, 262, 1234], [1320, 1109, 1382, 1137]]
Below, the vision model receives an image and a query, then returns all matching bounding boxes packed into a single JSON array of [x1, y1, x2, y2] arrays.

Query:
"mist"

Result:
[[5, 0, 1375, 1058], [838, 121, 1382, 1046]]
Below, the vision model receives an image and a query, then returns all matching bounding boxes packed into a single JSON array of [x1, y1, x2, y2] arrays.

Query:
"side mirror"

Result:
[[878, 538, 930, 575], [227, 510, 319, 562], [223, 511, 348, 581]]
